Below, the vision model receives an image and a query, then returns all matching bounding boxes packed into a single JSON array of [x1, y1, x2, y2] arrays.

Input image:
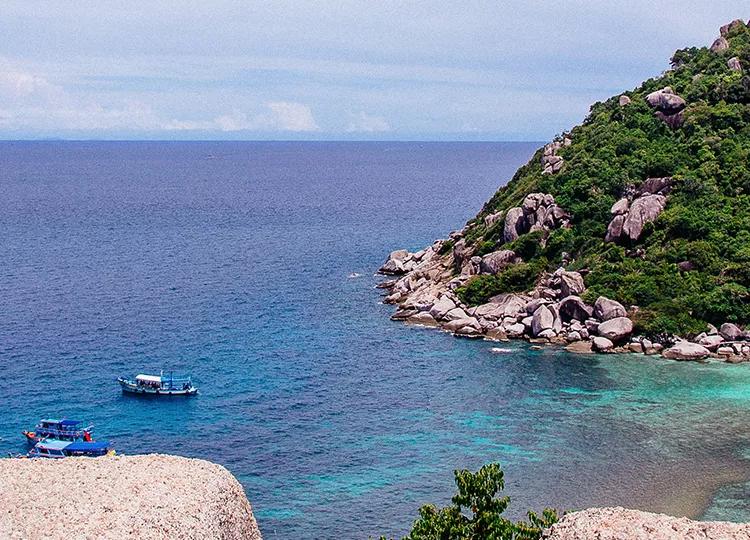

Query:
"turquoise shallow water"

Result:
[[1, 141, 750, 539]]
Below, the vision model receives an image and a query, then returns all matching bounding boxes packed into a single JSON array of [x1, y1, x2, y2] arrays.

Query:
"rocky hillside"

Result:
[[379, 19, 750, 361], [542, 507, 750, 539], [0, 454, 262, 540]]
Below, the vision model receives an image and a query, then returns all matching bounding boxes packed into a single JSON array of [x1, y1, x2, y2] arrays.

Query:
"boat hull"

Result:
[[118, 379, 198, 396]]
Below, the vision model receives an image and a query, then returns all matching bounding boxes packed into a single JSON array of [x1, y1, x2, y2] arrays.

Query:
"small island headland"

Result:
[[379, 19, 750, 364]]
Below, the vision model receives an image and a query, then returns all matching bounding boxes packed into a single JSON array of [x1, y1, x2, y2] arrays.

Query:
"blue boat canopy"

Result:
[[36, 440, 72, 450], [60, 419, 82, 426], [65, 441, 110, 451]]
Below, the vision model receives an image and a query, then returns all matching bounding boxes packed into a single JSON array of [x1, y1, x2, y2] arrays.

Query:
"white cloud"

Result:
[[265, 102, 318, 132], [0, 57, 320, 134], [346, 111, 390, 133]]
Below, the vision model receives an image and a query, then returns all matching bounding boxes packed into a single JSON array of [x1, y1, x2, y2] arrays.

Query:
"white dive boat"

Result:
[[117, 372, 198, 396]]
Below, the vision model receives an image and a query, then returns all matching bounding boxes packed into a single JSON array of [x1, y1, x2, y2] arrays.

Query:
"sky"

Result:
[[0, 1, 747, 141]]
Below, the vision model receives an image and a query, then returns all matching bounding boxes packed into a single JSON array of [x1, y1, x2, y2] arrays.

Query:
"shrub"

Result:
[[383, 463, 559, 540]]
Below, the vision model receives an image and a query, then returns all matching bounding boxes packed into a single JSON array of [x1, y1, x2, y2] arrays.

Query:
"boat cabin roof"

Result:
[[36, 440, 71, 451], [65, 441, 110, 451], [40, 419, 82, 426], [135, 374, 162, 383]]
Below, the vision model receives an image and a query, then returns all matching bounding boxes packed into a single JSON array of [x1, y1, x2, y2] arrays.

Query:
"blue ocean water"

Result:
[[2, 141, 750, 539]]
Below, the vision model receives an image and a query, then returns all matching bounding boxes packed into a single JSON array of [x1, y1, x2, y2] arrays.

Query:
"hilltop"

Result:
[[379, 19, 750, 360]]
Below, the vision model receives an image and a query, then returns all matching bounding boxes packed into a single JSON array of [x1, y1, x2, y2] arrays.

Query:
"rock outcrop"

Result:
[[606, 178, 671, 243], [645, 87, 686, 128], [541, 137, 571, 175], [662, 341, 711, 361], [503, 193, 570, 243], [543, 507, 750, 539], [0, 454, 263, 540]]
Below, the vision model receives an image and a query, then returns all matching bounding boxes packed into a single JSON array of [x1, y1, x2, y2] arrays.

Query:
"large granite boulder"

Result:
[[592, 336, 614, 352], [710, 36, 730, 52], [645, 87, 686, 114], [720, 322, 743, 341], [558, 296, 593, 322], [637, 177, 673, 196], [543, 506, 750, 539], [728, 57, 743, 72], [597, 317, 633, 343], [531, 305, 554, 336], [593, 296, 627, 321], [559, 271, 585, 297], [429, 296, 457, 320], [662, 341, 710, 361], [0, 455, 263, 540], [379, 249, 410, 275], [480, 249, 518, 274], [503, 207, 526, 243], [622, 194, 666, 242]]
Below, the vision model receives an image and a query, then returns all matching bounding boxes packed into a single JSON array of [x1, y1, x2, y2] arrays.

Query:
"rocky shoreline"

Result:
[[377, 217, 750, 364]]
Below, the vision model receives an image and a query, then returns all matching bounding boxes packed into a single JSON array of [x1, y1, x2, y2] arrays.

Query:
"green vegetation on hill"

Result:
[[457, 22, 750, 337]]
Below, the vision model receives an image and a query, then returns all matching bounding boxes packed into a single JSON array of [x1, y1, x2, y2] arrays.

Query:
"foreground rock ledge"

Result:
[[0, 454, 262, 540], [543, 507, 750, 540]]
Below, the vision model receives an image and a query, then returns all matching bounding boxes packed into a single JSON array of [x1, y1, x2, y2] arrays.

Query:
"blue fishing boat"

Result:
[[22, 418, 93, 444], [27, 440, 114, 459], [117, 371, 198, 396]]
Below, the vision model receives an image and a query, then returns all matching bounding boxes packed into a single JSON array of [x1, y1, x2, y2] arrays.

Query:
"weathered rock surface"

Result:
[[0, 454, 262, 540], [728, 56, 743, 72], [532, 305, 554, 336], [710, 36, 730, 52], [559, 271, 585, 297], [646, 87, 686, 114], [618, 95, 631, 106], [721, 322, 744, 341], [543, 506, 750, 539], [663, 341, 710, 361], [592, 336, 614, 352], [597, 317, 633, 343], [503, 193, 570, 243], [593, 296, 627, 321], [480, 249, 519, 274], [622, 194, 666, 242], [720, 19, 747, 37]]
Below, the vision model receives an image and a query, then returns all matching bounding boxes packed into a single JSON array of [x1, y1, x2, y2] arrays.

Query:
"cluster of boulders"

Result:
[[503, 192, 571, 243], [541, 137, 571, 175], [378, 242, 750, 364], [645, 86, 686, 128], [605, 177, 672, 243]]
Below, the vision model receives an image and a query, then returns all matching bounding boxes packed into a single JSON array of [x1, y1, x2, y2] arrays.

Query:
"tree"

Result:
[[384, 463, 559, 540]]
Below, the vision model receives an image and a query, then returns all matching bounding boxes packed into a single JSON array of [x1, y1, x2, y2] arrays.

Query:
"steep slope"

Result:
[[379, 19, 750, 360]]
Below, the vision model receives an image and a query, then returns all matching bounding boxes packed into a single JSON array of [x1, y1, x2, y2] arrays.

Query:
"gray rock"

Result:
[[637, 177, 673, 196], [487, 293, 528, 317], [618, 95, 631, 107], [645, 87, 686, 114], [480, 249, 518, 275], [565, 341, 593, 354], [538, 329, 556, 339], [443, 317, 480, 332], [379, 249, 410, 274], [605, 214, 626, 243], [567, 331, 582, 342], [407, 312, 439, 327], [429, 296, 456, 320], [662, 341, 710, 361], [484, 211, 503, 227], [597, 317, 633, 343], [710, 36, 730, 52], [503, 207, 526, 243], [560, 271, 585, 297], [559, 296, 593, 322], [522, 193, 545, 213], [622, 194, 666, 242], [593, 296, 627, 321], [444, 307, 470, 321], [454, 325, 483, 337], [728, 57, 743, 72], [720, 19, 746, 37], [531, 305, 555, 336], [592, 336, 614, 352], [610, 198, 630, 215], [505, 322, 526, 337], [543, 506, 750, 540], [526, 297, 551, 315], [698, 334, 724, 351], [720, 322, 743, 341]]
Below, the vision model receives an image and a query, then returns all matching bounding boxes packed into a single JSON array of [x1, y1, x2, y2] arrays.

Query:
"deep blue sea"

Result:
[[2, 141, 750, 539]]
